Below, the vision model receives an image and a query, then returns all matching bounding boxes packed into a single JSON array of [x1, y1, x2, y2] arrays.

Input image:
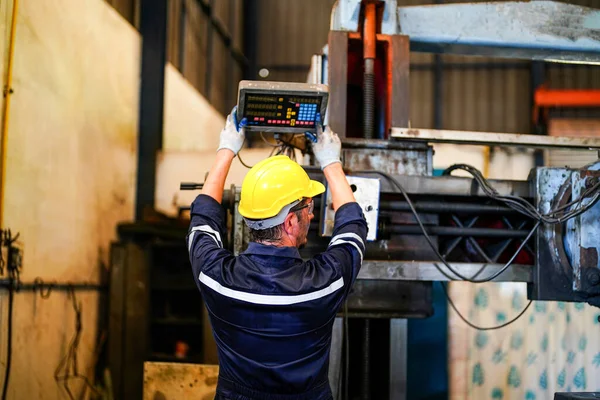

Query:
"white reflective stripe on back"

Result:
[[329, 239, 364, 262], [199, 272, 344, 305], [329, 232, 365, 249], [189, 225, 223, 251]]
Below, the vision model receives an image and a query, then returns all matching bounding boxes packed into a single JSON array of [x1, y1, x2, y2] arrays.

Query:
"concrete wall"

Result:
[[0, 1, 139, 398], [0, 0, 225, 399]]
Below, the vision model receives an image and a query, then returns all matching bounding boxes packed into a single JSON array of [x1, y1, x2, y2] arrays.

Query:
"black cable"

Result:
[[1, 229, 19, 400], [236, 148, 254, 169], [443, 164, 600, 224], [363, 170, 538, 283], [54, 287, 100, 399], [1, 283, 13, 400], [440, 282, 533, 331], [354, 170, 540, 329], [344, 300, 349, 400]]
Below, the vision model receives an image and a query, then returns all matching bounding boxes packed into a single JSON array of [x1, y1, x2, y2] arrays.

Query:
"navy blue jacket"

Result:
[[187, 194, 368, 400]]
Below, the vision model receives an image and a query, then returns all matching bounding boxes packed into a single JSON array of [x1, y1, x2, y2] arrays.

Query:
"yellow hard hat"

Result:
[[238, 155, 325, 221]]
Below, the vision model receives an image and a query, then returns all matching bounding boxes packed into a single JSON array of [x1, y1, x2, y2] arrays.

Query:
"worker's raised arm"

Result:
[[312, 124, 355, 209], [201, 108, 246, 203], [311, 123, 367, 301]]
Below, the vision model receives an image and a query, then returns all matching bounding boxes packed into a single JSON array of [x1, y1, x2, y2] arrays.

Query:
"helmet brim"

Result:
[[304, 179, 326, 199]]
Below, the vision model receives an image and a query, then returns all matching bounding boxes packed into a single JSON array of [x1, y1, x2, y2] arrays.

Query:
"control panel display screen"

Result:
[[242, 93, 322, 129]]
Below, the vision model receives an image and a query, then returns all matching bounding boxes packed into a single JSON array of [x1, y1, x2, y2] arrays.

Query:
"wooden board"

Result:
[[143, 362, 219, 400]]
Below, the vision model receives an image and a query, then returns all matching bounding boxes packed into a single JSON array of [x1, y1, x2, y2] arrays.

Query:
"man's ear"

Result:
[[282, 212, 297, 234]]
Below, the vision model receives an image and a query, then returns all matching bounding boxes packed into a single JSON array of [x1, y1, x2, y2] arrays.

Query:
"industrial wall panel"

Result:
[[211, 36, 230, 113], [410, 69, 434, 128], [232, 0, 245, 50], [255, 0, 334, 68], [181, 0, 208, 95], [105, 0, 137, 26], [167, 0, 183, 70], [442, 61, 531, 133], [213, 0, 231, 34], [547, 64, 600, 90]]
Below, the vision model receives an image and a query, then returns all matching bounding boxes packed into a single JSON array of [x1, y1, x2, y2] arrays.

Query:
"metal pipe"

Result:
[[377, 200, 516, 215], [363, 3, 376, 139], [0, 279, 106, 292], [313, 198, 518, 215], [0, 0, 19, 229]]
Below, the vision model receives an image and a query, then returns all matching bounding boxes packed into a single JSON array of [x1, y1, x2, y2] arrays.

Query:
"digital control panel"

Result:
[[237, 81, 328, 133]]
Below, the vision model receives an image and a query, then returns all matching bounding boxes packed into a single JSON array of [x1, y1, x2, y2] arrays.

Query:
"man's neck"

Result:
[[256, 236, 296, 248]]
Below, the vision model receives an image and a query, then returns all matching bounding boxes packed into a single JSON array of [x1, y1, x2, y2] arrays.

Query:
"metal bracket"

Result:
[[320, 176, 380, 241]]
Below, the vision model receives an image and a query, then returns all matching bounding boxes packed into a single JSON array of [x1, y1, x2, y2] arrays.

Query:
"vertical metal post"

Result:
[[389, 319, 407, 400], [205, 0, 215, 101], [531, 60, 546, 166], [135, 0, 168, 220], [328, 31, 350, 137], [225, 0, 236, 108], [178, 0, 187, 71], [433, 0, 444, 130], [243, 0, 258, 79]]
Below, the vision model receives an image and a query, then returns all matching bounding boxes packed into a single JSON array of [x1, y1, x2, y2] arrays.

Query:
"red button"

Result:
[[260, 118, 264, 121], [254, 117, 259, 121], [296, 103, 300, 107], [286, 120, 290, 124], [268, 120, 272, 123]]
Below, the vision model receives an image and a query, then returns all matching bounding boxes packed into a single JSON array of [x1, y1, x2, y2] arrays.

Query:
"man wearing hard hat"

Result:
[[187, 109, 367, 400]]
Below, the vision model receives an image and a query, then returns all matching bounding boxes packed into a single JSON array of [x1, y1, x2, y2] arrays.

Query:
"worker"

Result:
[[187, 108, 367, 400]]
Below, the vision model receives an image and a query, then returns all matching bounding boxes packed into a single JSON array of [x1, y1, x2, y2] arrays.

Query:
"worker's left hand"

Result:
[[217, 106, 247, 155]]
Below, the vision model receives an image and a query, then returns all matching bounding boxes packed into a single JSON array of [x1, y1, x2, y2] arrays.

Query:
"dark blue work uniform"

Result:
[[187, 194, 368, 400]]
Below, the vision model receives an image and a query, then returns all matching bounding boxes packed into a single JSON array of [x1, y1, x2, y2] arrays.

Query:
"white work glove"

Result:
[[217, 106, 246, 155], [311, 122, 341, 170]]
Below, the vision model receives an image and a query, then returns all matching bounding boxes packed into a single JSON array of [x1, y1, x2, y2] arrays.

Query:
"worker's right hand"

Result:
[[312, 115, 341, 170], [217, 106, 247, 155]]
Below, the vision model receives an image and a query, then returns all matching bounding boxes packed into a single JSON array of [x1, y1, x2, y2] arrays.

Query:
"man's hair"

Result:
[[248, 202, 307, 243], [248, 223, 285, 243]]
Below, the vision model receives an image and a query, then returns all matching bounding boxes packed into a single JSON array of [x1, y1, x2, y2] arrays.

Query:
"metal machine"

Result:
[[181, 1, 600, 399]]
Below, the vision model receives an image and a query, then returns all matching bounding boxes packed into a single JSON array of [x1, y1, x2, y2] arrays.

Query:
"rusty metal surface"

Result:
[[327, 31, 349, 137], [391, 127, 600, 150], [342, 148, 432, 176], [143, 362, 218, 400], [390, 35, 410, 130], [397, 1, 600, 64], [531, 165, 600, 304], [565, 166, 600, 293]]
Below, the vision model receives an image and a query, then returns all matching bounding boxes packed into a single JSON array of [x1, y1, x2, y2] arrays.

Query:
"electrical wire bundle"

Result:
[[237, 133, 307, 168], [1, 229, 20, 400], [54, 287, 101, 400], [359, 165, 600, 331], [443, 164, 600, 224]]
